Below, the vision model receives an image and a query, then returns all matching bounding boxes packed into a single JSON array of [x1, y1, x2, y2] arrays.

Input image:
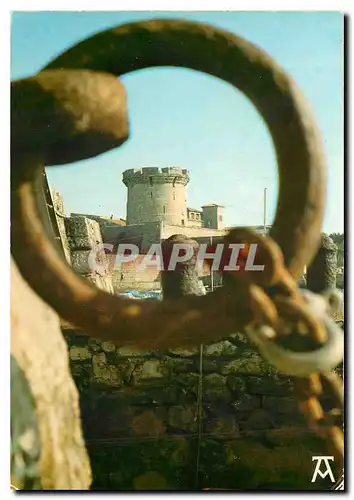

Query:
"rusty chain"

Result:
[[11, 19, 343, 474], [222, 228, 344, 472]]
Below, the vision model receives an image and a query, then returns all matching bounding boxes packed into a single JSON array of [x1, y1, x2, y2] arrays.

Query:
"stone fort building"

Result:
[[57, 166, 270, 292], [73, 166, 230, 254]]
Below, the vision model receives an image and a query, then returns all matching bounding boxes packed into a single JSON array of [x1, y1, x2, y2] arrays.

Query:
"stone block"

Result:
[[221, 354, 270, 375], [133, 472, 168, 490], [134, 360, 166, 383], [174, 373, 200, 395], [203, 374, 232, 403], [87, 339, 102, 352], [169, 438, 190, 465], [262, 396, 298, 414], [240, 409, 275, 431], [144, 386, 181, 406], [231, 394, 260, 412], [227, 376, 247, 395], [204, 340, 238, 356], [71, 251, 96, 275], [203, 373, 226, 388], [170, 358, 195, 374], [101, 342, 116, 353], [247, 376, 293, 396], [130, 410, 166, 437], [227, 332, 248, 345], [168, 346, 199, 356], [116, 346, 154, 356], [193, 356, 217, 373], [69, 346, 91, 361], [92, 353, 122, 387], [205, 416, 239, 438], [65, 216, 103, 250], [168, 405, 197, 432], [80, 272, 114, 293]]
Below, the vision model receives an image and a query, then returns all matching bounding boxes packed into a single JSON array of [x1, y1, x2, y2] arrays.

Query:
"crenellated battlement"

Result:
[[123, 166, 190, 186]]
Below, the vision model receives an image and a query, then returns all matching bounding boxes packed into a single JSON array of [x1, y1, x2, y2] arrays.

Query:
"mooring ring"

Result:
[[11, 19, 326, 344]]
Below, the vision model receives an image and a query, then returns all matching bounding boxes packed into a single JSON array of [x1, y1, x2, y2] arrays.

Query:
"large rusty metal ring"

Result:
[[11, 19, 326, 346]]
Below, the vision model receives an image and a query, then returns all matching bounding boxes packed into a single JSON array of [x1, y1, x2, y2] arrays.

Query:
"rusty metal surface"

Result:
[[11, 19, 326, 345]]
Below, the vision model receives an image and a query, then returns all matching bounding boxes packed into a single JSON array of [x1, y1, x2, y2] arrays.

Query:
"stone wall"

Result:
[[51, 189, 72, 265], [64, 216, 114, 294], [101, 221, 162, 254], [162, 223, 226, 241], [112, 255, 161, 292], [63, 330, 340, 491]]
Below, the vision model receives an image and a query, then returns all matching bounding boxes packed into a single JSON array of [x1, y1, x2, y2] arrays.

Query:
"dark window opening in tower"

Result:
[[173, 177, 177, 188], [181, 219, 185, 226], [163, 205, 166, 213], [150, 192, 153, 199], [173, 191, 176, 200], [149, 176, 153, 186]]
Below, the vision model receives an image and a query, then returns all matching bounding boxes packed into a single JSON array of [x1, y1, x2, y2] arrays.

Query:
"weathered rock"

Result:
[[160, 235, 201, 299], [170, 358, 195, 374], [134, 360, 166, 382], [168, 405, 197, 432], [205, 416, 239, 438], [194, 357, 219, 373], [92, 353, 122, 387], [70, 250, 94, 274], [130, 411, 166, 437], [65, 216, 102, 250], [227, 332, 249, 345], [101, 342, 116, 353], [204, 340, 238, 356], [133, 471, 168, 490], [262, 397, 298, 414], [241, 409, 275, 431], [51, 190, 71, 265], [145, 386, 181, 406], [227, 376, 247, 395], [116, 345, 154, 357], [69, 346, 91, 361], [84, 272, 114, 293], [306, 233, 338, 293], [231, 394, 260, 412], [247, 376, 292, 396], [169, 438, 190, 465], [202, 373, 232, 401], [203, 373, 226, 388], [221, 354, 269, 375], [87, 339, 102, 352], [11, 258, 91, 490], [174, 373, 200, 395], [168, 346, 199, 356]]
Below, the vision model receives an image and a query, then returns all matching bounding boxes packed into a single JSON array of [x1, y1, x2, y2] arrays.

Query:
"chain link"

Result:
[[224, 227, 344, 472]]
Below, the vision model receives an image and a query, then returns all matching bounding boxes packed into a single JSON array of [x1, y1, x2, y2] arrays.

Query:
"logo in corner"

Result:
[[311, 456, 335, 483]]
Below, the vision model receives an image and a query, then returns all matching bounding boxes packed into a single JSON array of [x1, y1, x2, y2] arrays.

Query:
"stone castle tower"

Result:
[[123, 167, 190, 226]]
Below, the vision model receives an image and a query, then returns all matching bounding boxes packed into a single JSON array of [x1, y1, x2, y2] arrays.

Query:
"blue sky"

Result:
[[11, 11, 344, 233]]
